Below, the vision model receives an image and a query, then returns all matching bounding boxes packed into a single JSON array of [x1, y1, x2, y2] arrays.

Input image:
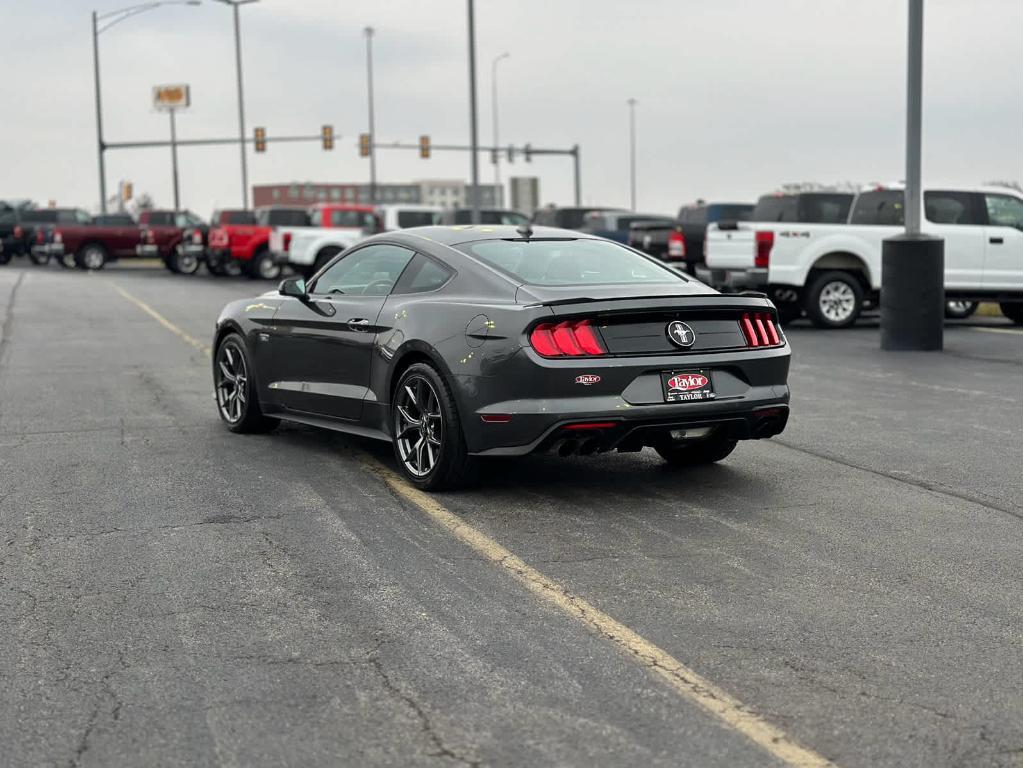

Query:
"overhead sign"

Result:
[[153, 84, 190, 111]]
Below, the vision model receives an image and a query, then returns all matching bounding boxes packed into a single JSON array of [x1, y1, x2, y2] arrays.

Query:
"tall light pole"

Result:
[[92, 1, 201, 213], [627, 97, 637, 211], [491, 51, 510, 204], [880, 0, 943, 351], [364, 26, 377, 205], [215, 0, 259, 209], [466, 0, 481, 224]]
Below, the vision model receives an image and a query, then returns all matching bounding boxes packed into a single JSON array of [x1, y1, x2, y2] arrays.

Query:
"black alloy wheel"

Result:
[[392, 363, 472, 490], [214, 335, 277, 433]]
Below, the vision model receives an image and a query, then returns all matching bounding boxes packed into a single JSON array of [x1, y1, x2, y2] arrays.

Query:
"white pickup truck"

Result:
[[701, 186, 1023, 327]]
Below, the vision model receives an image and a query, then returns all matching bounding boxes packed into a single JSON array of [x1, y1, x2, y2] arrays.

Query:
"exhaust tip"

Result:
[[557, 439, 579, 457], [577, 437, 600, 456]]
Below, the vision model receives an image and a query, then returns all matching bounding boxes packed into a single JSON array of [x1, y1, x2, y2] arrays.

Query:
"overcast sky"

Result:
[[2, 0, 1022, 216]]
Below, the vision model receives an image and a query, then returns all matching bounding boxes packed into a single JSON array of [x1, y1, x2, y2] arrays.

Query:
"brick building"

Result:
[[252, 180, 503, 209]]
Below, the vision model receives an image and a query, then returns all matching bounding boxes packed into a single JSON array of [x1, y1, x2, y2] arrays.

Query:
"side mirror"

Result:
[[279, 276, 307, 298]]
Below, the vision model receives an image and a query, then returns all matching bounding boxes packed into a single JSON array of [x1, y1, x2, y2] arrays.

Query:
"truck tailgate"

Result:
[[705, 225, 755, 269]]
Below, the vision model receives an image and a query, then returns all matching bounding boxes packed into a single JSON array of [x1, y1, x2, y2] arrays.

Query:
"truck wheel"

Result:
[[223, 259, 243, 278], [164, 256, 180, 274], [805, 271, 863, 328], [999, 302, 1023, 325], [944, 300, 978, 320], [76, 243, 108, 271], [28, 251, 50, 266], [248, 249, 281, 280], [0, 250, 10, 266], [172, 249, 201, 275]]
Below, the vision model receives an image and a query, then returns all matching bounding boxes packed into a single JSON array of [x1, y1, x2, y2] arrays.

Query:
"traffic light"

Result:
[[254, 126, 267, 153], [122, 182, 133, 201], [359, 133, 371, 157], [506, 145, 515, 163], [524, 143, 532, 163], [419, 135, 430, 159], [322, 125, 334, 151], [490, 148, 498, 165]]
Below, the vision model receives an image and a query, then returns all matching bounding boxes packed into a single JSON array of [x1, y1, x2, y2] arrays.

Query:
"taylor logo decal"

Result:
[[575, 374, 601, 386]]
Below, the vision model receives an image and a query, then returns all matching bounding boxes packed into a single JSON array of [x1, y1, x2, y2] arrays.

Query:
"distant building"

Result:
[[509, 177, 540, 216], [252, 180, 503, 209]]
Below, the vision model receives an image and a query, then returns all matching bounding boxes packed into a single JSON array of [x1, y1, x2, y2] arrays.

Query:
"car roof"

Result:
[[390, 224, 589, 247]]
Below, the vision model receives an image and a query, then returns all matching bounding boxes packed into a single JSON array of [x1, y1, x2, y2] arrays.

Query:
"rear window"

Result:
[[396, 210, 438, 228], [455, 238, 684, 286], [258, 209, 309, 227], [21, 210, 57, 223], [850, 191, 905, 225], [753, 195, 798, 222], [218, 210, 255, 225], [707, 204, 753, 223], [616, 216, 673, 230], [798, 194, 853, 223]]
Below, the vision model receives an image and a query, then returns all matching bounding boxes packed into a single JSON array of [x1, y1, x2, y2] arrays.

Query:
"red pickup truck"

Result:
[[206, 206, 308, 279], [136, 209, 206, 274]]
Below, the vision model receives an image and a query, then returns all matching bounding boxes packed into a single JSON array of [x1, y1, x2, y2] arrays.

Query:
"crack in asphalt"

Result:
[[774, 439, 1023, 522], [68, 648, 127, 768], [0, 271, 25, 371], [367, 652, 481, 768]]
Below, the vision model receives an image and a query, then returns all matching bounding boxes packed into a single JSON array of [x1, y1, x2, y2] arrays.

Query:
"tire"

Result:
[[655, 430, 738, 466], [0, 250, 10, 266], [28, 250, 50, 266], [76, 243, 108, 271], [944, 300, 978, 320], [247, 249, 281, 280], [172, 248, 201, 275], [164, 257, 179, 274], [222, 259, 243, 278], [392, 362, 474, 491], [1000, 301, 1023, 325], [213, 334, 278, 433], [804, 271, 863, 328]]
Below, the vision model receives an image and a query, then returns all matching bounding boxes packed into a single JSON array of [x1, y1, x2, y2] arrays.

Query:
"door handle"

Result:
[[990, 237, 1004, 244], [347, 318, 371, 331]]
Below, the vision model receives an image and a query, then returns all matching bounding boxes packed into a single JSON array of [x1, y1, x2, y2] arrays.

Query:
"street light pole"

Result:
[[466, 0, 481, 224], [91, 1, 200, 214], [364, 26, 377, 205], [627, 97, 637, 211], [491, 51, 509, 204], [169, 110, 181, 210], [92, 11, 107, 213], [215, 0, 258, 208]]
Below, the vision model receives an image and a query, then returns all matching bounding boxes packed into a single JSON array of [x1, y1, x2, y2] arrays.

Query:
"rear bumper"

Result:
[[460, 344, 791, 456], [696, 266, 769, 291], [136, 244, 160, 257], [33, 243, 63, 257]]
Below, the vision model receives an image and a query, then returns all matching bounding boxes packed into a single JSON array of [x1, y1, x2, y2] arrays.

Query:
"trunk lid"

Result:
[[705, 224, 757, 269]]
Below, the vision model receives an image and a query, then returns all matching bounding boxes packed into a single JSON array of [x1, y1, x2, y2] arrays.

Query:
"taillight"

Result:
[[529, 319, 607, 357], [54, 231, 62, 244], [754, 231, 774, 268], [740, 312, 782, 348], [146, 229, 156, 244], [13, 225, 23, 239], [36, 228, 44, 243], [667, 229, 686, 259], [191, 229, 203, 244], [283, 232, 292, 252]]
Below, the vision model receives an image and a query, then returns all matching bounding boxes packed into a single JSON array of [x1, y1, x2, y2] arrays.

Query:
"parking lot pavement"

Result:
[[2, 264, 1021, 767]]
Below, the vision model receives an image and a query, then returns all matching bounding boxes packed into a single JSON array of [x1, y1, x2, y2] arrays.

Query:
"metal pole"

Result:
[[169, 109, 180, 210], [231, 3, 249, 208], [572, 144, 581, 206], [905, 0, 923, 235], [365, 27, 377, 205], [467, 0, 480, 224], [627, 98, 637, 211], [491, 52, 509, 202], [92, 11, 108, 214]]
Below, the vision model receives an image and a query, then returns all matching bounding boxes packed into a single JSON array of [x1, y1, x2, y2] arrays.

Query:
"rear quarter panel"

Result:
[[768, 225, 893, 289]]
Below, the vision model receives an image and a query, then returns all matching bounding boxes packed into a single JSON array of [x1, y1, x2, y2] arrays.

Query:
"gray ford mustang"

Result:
[[212, 224, 790, 490]]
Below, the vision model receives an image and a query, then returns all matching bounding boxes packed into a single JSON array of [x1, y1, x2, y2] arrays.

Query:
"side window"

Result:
[[849, 191, 905, 225], [984, 194, 1023, 230], [310, 244, 415, 297], [924, 191, 982, 225], [309, 208, 322, 227], [393, 254, 455, 294]]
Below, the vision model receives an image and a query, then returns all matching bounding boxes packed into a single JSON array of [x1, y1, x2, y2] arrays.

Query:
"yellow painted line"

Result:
[[114, 274, 835, 767], [970, 326, 1023, 336], [109, 282, 211, 356], [361, 457, 837, 768]]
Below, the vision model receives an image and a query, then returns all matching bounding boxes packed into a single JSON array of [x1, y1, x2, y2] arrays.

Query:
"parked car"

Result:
[[137, 209, 206, 274], [268, 203, 382, 273], [702, 185, 1023, 327], [580, 211, 674, 244], [629, 202, 755, 273], [375, 204, 440, 231], [437, 208, 530, 226], [532, 205, 627, 230], [211, 225, 790, 490], [44, 213, 147, 270], [2, 206, 92, 265], [207, 206, 307, 279]]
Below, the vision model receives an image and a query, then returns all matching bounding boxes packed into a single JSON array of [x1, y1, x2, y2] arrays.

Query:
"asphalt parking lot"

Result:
[[1, 264, 1021, 768]]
